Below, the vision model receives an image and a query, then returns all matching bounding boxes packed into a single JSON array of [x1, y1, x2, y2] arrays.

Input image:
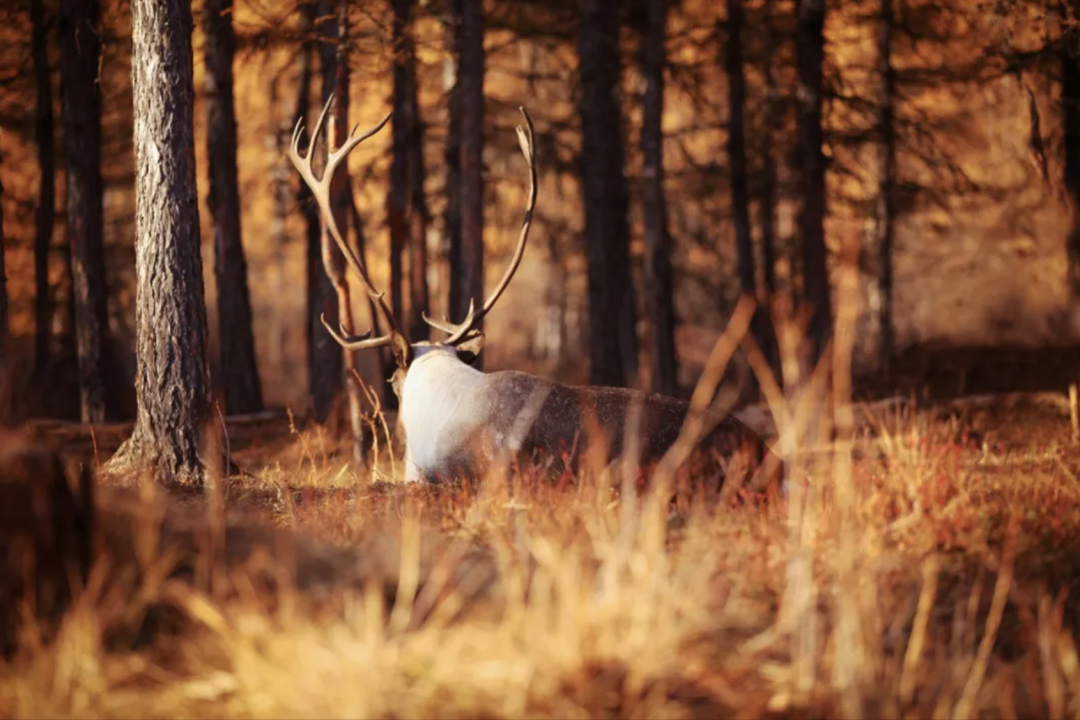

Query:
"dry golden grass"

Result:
[[2, 391, 1080, 718], [4, 255, 1079, 718]]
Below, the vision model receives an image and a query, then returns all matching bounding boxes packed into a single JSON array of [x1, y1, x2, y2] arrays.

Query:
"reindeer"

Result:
[[290, 96, 772, 489]]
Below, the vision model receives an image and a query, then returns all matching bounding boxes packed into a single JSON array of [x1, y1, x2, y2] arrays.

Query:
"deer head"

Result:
[[289, 94, 537, 400]]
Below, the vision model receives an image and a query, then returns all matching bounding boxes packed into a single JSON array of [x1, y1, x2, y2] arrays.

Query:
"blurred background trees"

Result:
[[0, 0, 1078, 426]]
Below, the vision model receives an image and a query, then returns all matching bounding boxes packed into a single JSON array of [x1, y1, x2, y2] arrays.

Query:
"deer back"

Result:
[[399, 349, 767, 485]]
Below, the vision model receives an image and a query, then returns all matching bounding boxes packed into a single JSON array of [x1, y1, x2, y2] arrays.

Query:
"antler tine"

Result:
[[425, 107, 537, 346], [288, 93, 404, 355], [325, 110, 393, 184], [423, 301, 473, 335], [319, 313, 393, 350]]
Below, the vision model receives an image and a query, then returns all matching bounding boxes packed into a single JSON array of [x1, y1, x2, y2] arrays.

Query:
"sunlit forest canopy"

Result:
[[0, 0, 1075, 418]]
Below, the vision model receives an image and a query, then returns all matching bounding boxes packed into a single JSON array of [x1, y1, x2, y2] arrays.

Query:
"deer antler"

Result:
[[424, 107, 537, 345], [289, 94, 407, 355]]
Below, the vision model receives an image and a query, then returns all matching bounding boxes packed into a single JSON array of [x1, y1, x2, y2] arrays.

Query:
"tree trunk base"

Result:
[[101, 435, 209, 491]]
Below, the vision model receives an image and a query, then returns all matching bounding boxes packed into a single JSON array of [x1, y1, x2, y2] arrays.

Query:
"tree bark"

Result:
[[457, 0, 486, 367], [405, 35, 430, 344], [268, 77, 288, 377], [543, 233, 568, 366], [1063, 1, 1080, 303], [31, 0, 56, 377], [726, 0, 772, 383], [204, 0, 264, 414], [109, 0, 212, 487], [877, 0, 897, 369], [444, 0, 464, 327], [758, 0, 780, 375], [60, 0, 110, 424], [640, 0, 677, 397], [346, 182, 385, 399], [389, 0, 410, 345], [292, 3, 328, 417], [796, 0, 831, 362], [322, 1, 368, 466], [308, 0, 343, 423], [577, 0, 638, 388], [0, 133, 6, 372]]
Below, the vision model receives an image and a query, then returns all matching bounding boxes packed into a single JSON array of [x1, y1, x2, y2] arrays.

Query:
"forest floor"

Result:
[[3, 394, 1080, 718]]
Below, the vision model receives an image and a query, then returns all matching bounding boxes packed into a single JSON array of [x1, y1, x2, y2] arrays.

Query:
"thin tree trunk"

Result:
[[59, 0, 110, 423], [31, 0, 55, 377], [444, 0, 464, 325], [0, 132, 6, 372], [322, 1, 367, 465], [405, 46, 430, 343], [1063, 1, 1080, 303], [640, 0, 677, 397], [877, 0, 897, 370], [726, 0, 771, 381], [758, 0, 780, 375], [108, 0, 212, 487], [293, 2, 326, 416], [458, 0, 485, 366], [268, 76, 288, 378], [577, 0, 638, 387], [796, 0, 831, 362], [309, 0, 343, 423], [347, 178, 386, 400], [389, 0, 409, 343], [205, 0, 264, 414], [544, 233, 568, 366]]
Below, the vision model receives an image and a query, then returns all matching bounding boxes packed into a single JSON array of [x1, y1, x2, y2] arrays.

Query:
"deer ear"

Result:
[[455, 331, 486, 366]]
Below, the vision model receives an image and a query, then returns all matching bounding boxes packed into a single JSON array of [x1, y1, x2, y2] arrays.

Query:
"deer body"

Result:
[[399, 345, 763, 484], [289, 97, 769, 490]]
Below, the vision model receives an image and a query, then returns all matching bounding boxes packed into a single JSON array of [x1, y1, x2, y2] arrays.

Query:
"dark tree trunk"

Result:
[[458, 0, 486, 367], [268, 77, 289, 376], [1064, 2, 1080, 302], [877, 0, 897, 369], [796, 0, 831, 362], [109, 0, 212, 487], [293, 3, 317, 402], [389, 0, 410, 343], [31, 0, 55, 377], [728, 0, 753, 299], [640, 0, 677, 397], [0, 137, 6, 371], [308, 0, 343, 423], [577, 0, 638, 387], [322, 1, 368, 465], [405, 41, 430, 344], [292, 3, 328, 417], [60, 0, 110, 424], [204, 0, 264, 414], [758, 0, 780, 374], [726, 0, 772, 385], [444, 0, 464, 327]]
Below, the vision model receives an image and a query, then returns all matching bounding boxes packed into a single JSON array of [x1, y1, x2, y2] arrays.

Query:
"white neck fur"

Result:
[[399, 345, 486, 481]]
